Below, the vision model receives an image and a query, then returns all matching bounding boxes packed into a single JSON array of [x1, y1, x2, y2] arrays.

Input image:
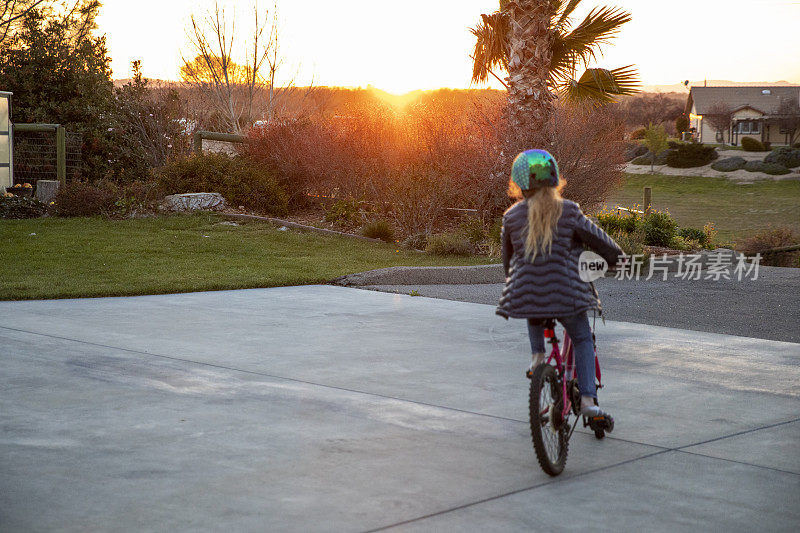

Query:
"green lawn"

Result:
[[0, 213, 495, 300], [608, 174, 800, 243]]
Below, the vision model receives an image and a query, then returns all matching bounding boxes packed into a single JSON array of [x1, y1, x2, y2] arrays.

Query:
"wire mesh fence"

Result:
[[13, 130, 82, 184]]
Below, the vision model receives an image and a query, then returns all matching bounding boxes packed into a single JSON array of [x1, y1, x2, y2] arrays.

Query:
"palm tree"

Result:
[[471, 0, 638, 141]]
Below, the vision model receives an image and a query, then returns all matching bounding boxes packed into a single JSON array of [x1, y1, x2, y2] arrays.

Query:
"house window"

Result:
[[737, 121, 760, 135]]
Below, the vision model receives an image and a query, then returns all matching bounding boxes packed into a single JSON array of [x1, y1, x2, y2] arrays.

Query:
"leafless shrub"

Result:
[[485, 102, 626, 216], [244, 91, 623, 232], [737, 226, 800, 267], [382, 165, 458, 235], [552, 104, 626, 213]]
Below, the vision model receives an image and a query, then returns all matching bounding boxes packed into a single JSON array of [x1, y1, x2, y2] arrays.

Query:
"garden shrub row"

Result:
[[664, 143, 718, 168], [157, 153, 288, 216], [631, 143, 799, 174], [4, 153, 291, 219], [629, 141, 718, 169], [743, 161, 790, 175], [595, 209, 714, 251], [2, 181, 162, 219], [0, 196, 48, 219]]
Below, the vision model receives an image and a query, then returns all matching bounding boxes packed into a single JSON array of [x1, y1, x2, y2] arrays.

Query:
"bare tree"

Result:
[[705, 102, 733, 146], [1, 0, 98, 46], [1, 0, 48, 44], [622, 92, 684, 130], [180, 1, 307, 134]]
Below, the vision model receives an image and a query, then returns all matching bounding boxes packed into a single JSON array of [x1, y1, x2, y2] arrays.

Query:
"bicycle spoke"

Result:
[[540, 374, 560, 463], [529, 364, 568, 476]]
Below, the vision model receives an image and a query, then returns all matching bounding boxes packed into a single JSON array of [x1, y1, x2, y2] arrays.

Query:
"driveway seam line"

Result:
[[675, 449, 800, 477], [3, 325, 794, 477], [366, 438, 800, 533], [364, 449, 672, 533], [0, 325, 534, 425], [675, 417, 800, 450]]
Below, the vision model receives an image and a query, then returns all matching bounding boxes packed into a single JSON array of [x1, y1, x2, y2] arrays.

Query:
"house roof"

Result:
[[688, 86, 800, 116]]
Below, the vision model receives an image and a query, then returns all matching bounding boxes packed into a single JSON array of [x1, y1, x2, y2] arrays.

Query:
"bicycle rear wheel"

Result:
[[529, 364, 568, 476]]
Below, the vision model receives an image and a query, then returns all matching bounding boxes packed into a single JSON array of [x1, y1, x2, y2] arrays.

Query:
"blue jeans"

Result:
[[527, 312, 597, 399]]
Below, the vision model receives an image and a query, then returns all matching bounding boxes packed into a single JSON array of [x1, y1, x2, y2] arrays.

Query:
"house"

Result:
[[686, 86, 800, 146]]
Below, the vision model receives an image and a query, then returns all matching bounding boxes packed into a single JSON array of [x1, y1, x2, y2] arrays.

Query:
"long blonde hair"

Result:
[[509, 180, 565, 261]]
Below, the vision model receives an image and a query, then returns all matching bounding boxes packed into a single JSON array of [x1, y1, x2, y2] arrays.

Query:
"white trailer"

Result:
[[0, 91, 11, 192]]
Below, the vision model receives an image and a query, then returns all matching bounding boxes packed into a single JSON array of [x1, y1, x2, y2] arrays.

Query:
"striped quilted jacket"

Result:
[[496, 199, 623, 320]]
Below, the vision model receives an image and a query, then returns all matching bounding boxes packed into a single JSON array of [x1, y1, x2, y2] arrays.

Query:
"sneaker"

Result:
[[582, 404, 614, 433], [580, 404, 610, 418]]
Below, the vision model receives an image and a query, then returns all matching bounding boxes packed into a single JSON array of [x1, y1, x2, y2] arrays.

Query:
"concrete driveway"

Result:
[[1, 285, 798, 531]]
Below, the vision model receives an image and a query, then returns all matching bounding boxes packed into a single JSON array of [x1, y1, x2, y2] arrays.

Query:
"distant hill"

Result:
[[640, 80, 799, 94], [115, 78, 800, 95], [113, 78, 180, 88]]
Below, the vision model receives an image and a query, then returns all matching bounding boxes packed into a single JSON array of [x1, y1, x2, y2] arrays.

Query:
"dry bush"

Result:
[[244, 92, 503, 233], [552, 104, 626, 213], [244, 91, 622, 232], [737, 226, 800, 267], [382, 165, 459, 234], [52, 180, 162, 218], [486, 103, 626, 216]]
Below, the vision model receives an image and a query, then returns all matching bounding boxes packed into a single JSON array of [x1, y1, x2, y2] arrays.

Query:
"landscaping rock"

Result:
[[710, 157, 746, 172], [630, 149, 673, 166], [624, 143, 648, 161], [162, 192, 226, 212], [34, 180, 60, 204], [764, 147, 800, 168]]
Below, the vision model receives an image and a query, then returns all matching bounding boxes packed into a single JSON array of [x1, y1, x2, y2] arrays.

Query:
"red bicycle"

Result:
[[526, 318, 614, 476]]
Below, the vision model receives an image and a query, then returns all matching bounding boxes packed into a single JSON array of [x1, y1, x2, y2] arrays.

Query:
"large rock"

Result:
[[624, 143, 649, 161], [162, 192, 226, 212], [34, 180, 60, 204]]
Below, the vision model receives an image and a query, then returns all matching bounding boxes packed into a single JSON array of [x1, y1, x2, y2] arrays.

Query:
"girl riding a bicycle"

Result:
[[496, 149, 623, 420]]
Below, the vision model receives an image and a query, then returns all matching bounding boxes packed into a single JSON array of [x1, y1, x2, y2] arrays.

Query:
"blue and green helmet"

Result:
[[510, 149, 560, 190]]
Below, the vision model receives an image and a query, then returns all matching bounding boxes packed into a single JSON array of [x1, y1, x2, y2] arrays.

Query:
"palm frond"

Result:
[[559, 65, 639, 105], [555, 6, 631, 70], [550, 28, 579, 84], [469, 11, 509, 85], [553, 0, 583, 32]]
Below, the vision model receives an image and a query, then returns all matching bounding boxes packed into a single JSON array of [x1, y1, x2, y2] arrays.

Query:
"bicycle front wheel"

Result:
[[529, 364, 568, 476]]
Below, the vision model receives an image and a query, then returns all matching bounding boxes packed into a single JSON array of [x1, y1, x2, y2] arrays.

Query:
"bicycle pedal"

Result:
[[525, 368, 534, 379], [585, 415, 613, 432]]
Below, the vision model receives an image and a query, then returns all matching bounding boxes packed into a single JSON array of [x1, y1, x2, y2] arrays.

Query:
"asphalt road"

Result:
[[357, 265, 800, 343]]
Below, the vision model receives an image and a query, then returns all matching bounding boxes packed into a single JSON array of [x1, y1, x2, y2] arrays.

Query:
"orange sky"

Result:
[[96, 0, 800, 93]]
